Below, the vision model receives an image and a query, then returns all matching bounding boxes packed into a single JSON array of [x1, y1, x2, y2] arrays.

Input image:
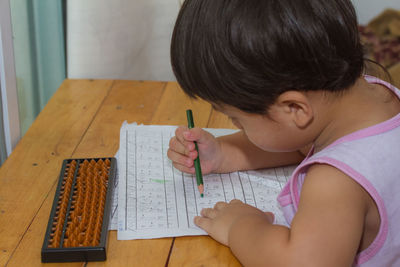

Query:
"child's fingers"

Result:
[[182, 127, 206, 142], [194, 216, 212, 231], [172, 162, 195, 174], [169, 136, 195, 156], [169, 136, 185, 154], [175, 126, 191, 144], [200, 208, 218, 219], [167, 149, 194, 167], [214, 201, 228, 210], [229, 199, 243, 205]]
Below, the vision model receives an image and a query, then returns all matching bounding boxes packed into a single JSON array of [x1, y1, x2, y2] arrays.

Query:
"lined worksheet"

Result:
[[115, 123, 296, 240]]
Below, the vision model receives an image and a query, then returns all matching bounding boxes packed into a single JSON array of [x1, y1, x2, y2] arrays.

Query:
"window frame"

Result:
[[0, 0, 21, 156]]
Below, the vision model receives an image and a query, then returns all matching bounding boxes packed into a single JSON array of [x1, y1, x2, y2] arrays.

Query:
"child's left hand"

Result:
[[194, 199, 274, 246]]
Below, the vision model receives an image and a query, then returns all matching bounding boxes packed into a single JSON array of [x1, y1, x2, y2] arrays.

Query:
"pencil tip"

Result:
[[198, 184, 204, 197]]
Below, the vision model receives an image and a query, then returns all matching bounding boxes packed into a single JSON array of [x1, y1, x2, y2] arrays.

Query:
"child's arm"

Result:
[[168, 127, 307, 174], [195, 164, 369, 266]]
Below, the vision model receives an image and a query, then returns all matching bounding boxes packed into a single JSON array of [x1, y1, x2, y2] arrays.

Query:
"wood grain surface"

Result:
[[0, 79, 241, 267]]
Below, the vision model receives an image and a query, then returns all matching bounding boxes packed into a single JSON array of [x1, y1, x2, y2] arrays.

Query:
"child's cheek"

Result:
[[248, 134, 287, 152], [232, 120, 243, 129]]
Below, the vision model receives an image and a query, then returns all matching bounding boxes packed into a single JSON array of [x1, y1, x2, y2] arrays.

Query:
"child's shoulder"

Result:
[[302, 163, 367, 200], [294, 163, 375, 261]]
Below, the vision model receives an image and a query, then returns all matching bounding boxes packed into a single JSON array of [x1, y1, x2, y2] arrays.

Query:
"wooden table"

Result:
[[0, 80, 242, 266]]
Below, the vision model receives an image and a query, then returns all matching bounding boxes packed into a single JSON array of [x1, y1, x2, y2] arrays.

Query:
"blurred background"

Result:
[[0, 0, 399, 164]]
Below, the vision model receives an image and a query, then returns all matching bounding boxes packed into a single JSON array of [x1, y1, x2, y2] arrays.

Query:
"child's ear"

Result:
[[275, 91, 314, 128]]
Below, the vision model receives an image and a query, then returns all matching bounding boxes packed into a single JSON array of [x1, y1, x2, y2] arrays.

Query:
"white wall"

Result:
[[352, 0, 400, 25], [67, 1, 400, 81], [67, 0, 180, 81]]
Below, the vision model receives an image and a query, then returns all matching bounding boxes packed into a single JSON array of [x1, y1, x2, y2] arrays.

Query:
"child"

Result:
[[168, 0, 400, 266]]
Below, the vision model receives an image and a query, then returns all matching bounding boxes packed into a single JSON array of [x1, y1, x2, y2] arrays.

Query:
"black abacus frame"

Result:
[[41, 157, 116, 262]]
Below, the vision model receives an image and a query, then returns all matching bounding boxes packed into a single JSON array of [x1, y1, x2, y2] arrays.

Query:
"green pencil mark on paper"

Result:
[[150, 178, 170, 184]]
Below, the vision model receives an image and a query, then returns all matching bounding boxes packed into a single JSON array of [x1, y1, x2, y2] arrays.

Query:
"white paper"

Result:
[[114, 123, 296, 239]]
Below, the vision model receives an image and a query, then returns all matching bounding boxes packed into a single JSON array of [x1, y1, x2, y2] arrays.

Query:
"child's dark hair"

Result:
[[171, 0, 364, 114]]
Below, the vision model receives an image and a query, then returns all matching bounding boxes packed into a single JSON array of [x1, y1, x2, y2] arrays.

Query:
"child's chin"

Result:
[[260, 146, 294, 153]]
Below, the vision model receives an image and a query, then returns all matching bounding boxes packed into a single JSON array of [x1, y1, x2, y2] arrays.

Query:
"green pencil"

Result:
[[186, 109, 204, 197]]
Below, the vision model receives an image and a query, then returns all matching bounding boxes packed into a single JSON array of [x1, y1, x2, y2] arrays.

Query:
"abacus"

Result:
[[41, 158, 116, 262]]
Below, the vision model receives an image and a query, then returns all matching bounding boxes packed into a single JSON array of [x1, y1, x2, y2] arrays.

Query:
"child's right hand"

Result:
[[167, 126, 222, 174]]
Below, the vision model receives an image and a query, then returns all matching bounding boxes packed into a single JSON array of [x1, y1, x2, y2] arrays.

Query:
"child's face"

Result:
[[213, 103, 308, 152]]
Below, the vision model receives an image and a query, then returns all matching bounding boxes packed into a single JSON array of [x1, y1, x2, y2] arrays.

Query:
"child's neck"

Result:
[[313, 77, 400, 153]]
